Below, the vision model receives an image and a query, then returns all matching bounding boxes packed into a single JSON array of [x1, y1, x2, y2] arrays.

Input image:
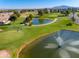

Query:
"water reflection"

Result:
[[45, 43, 57, 48], [59, 49, 70, 58], [69, 40, 79, 46], [32, 18, 52, 25], [66, 47, 79, 54]]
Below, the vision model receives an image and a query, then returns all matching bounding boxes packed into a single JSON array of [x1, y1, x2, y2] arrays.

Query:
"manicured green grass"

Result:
[[42, 13, 64, 19], [0, 13, 79, 57]]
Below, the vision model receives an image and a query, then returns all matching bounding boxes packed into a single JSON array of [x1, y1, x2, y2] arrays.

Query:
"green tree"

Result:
[[13, 11, 20, 17], [28, 14, 33, 26], [28, 14, 33, 21], [8, 15, 17, 22], [43, 8, 49, 14], [65, 10, 71, 16], [71, 8, 76, 22], [20, 9, 27, 13], [38, 10, 43, 16], [50, 9, 53, 13], [22, 14, 33, 26]]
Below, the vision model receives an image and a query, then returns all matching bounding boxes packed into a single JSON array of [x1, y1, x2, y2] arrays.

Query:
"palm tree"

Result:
[[72, 8, 75, 22]]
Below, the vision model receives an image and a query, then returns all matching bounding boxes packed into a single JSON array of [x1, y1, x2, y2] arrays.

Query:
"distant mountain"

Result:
[[53, 5, 73, 9], [0, 5, 79, 10]]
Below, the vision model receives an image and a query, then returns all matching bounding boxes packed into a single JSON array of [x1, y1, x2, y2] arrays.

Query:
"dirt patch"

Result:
[[0, 29, 3, 32], [0, 50, 11, 58]]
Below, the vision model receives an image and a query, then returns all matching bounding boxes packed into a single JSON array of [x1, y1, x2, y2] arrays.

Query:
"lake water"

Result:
[[32, 18, 52, 25], [19, 30, 79, 58]]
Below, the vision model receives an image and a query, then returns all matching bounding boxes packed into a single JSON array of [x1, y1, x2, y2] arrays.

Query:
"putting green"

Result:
[[0, 30, 24, 44]]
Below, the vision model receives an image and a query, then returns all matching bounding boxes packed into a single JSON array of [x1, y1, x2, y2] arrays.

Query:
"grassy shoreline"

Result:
[[17, 29, 60, 58]]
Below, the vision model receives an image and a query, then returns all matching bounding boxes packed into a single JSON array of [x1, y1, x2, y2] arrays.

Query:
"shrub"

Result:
[[66, 23, 72, 26]]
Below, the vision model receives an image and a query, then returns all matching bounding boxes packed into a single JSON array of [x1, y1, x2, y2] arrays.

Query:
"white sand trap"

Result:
[[0, 50, 11, 58], [0, 29, 3, 32]]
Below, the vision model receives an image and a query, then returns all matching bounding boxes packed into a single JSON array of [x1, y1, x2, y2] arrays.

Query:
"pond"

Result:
[[19, 30, 79, 58], [32, 18, 53, 25]]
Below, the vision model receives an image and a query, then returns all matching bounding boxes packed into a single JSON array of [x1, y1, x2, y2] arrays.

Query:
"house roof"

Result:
[[0, 12, 14, 23]]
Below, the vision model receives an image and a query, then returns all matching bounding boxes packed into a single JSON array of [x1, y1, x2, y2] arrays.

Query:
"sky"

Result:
[[0, 0, 79, 9]]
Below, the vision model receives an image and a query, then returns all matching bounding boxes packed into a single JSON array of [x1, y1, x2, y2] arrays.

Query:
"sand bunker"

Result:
[[0, 29, 3, 32], [0, 50, 11, 58]]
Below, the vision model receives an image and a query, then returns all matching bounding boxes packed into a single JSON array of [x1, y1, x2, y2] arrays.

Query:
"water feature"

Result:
[[19, 30, 79, 58], [32, 18, 52, 25], [55, 32, 64, 48]]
